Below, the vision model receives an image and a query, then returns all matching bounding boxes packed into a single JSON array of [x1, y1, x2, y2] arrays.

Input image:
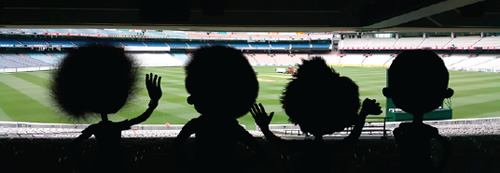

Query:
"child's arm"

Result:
[[172, 120, 197, 167], [250, 103, 290, 147], [433, 130, 452, 172], [344, 98, 382, 142], [128, 73, 162, 125], [71, 125, 95, 173]]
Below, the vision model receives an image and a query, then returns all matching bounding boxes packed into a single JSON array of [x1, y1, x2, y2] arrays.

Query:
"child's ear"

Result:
[[187, 96, 195, 105], [444, 88, 454, 98], [382, 88, 392, 98]]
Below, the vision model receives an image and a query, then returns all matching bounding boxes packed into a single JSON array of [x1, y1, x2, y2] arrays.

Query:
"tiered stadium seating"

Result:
[[121, 41, 146, 46], [366, 38, 397, 49], [187, 42, 209, 48], [45, 40, 75, 47], [450, 55, 496, 70], [97, 40, 123, 46], [272, 54, 296, 65], [98, 30, 122, 36], [291, 43, 310, 48], [270, 43, 290, 49], [419, 37, 452, 48], [469, 54, 500, 69], [0, 29, 22, 34], [473, 36, 500, 48], [393, 37, 424, 49], [208, 42, 229, 47], [250, 43, 270, 48], [0, 38, 23, 47], [362, 54, 392, 66], [46, 29, 72, 34], [0, 54, 50, 67], [71, 39, 98, 46], [71, 29, 99, 35], [25, 53, 61, 65], [445, 36, 481, 47], [165, 31, 188, 38], [338, 38, 369, 49], [171, 53, 189, 64], [229, 43, 250, 48], [16, 39, 49, 46], [20, 29, 47, 34], [243, 54, 258, 65], [339, 54, 366, 65], [166, 42, 188, 48], [132, 53, 184, 66], [311, 43, 330, 48], [441, 54, 469, 68], [252, 54, 276, 65], [144, 31, 167, 37], [144, 41, 168, 47]]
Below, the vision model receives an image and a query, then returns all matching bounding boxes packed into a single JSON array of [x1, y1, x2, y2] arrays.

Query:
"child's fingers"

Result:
[[269, 112, 274, 120]]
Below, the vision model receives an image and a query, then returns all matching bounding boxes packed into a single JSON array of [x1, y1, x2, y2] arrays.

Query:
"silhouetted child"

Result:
[[251, 57, 382, 173], [172, 46, 262, 172], [50, 45, 162, 173], [383, 50, 453, 173]]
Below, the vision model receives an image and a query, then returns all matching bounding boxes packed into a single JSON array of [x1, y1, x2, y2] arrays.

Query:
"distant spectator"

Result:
[[50, 45, 162, 173], [172, 46, 262, 172], [383, 50, 453, 173], [252, 57, 382, 173]]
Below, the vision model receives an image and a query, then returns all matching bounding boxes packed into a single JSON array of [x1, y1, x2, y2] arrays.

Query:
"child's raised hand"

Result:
[[360, 98, 382, 116], [250, 103, 274, 128], [146, 73, 162, 102]]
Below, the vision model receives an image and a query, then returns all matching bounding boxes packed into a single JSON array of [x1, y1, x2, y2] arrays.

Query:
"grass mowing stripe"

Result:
[[0, 75, 56, 110], [0, 108, 12, 121]]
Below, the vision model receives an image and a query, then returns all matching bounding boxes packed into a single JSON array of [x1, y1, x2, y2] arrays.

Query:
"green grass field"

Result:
[[1, 66, 500, 130]]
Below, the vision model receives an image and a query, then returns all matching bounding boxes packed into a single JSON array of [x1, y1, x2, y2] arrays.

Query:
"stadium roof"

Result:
[[0, 0, 498, 32]]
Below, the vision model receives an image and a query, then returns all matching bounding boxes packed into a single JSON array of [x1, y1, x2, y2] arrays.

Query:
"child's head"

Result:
[[383, 50, 453, 116], [51, 44, 138, 119], [281, 57, 360, 137], [185, 46, 258, 118]]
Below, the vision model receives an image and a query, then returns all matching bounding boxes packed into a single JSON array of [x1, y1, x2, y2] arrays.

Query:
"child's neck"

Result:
[[412, 113, 424, 124], [101, 113, 109, 122]]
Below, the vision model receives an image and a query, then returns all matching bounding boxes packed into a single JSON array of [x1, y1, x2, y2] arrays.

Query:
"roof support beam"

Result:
[[363, 0, 484, 29]]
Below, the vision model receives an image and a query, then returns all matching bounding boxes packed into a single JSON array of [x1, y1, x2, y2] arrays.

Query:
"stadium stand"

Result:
[[132, 53, 184, 66], [144, 41, 169, 47], [164, 31, 188, 38], [20, 29, 47, 34], [0, 29, 22, 34], [171, 53, 189, 64], [272, 54, 296, 65], [229, 43, 250, 48], [338, 38, 370, 49], [250, 43, 271, 48], [472, 36, 500, 48], [46, 29, 73, 34], [144, 31, 167, 37], [450, 55, 497, 70], [446, 36, 481, 47], [187, 42, 209, 48], [45, 40, 75, 47], [0, 54, 50, 67], [97, 29, 122, 36], [291, 42, 310, 48], [24, 53, 62, 65], [252, 54, 277, 65], [16, 38, 49, 46], [362, 54, 393, 67], [208, 42, 229, 47], [393, 37, 424, 49], [339, 53, 366, 66], [270, 43, 290, 49], [71, 29, 99, 35], [96, 40, 123, 46], [419, 37, 452, 48], [70, 39, 98, 46], [121, 41, 146, 46], [311, 43, 331, 49], [366, 38, 397, 48], [166, 41, 188, 48], [0, 38, 23, 47]]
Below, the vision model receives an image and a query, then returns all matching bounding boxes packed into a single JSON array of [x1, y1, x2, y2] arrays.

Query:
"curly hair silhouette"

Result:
[[281, 57, 360, 136], [174, 46, 262, 173], [51, 44, 138, 119], [51, 44, 163, 173], [184, 46, 259, 118]]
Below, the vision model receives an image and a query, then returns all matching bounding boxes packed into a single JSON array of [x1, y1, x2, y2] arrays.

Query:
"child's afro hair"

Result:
[[281, 57, 360, 136], [51, 44, 138, 119]]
